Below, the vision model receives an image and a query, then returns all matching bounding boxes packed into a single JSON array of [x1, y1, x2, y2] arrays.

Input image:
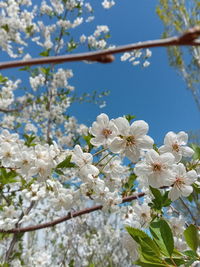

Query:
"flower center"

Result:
[[172, 143, 179, 152], [5, 151, 11, 158], [126, 136, 136, 146], [102, 128, 112, 138], [152, 163, 162, 172], [174, 177, 184, 187], [141, 212, 147, 218]]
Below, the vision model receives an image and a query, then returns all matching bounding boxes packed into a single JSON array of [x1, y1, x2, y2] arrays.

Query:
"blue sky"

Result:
[[69, 0, 200, 144], [1, 0, 199, 145]]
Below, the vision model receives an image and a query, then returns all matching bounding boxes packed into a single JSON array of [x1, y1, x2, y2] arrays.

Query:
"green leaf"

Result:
[[19, 66, 31, 71], [150, 187, 163, 210], [191, 144, 200, 160], [150, 187, 171, 211], [164, 257, 185, 266], [134, 260, 165, 267], [125, 114, 136, 123], [183, 250, 198, 258], [69, 259, 74, 267], [185, 258, 198, 267], [0, 168, 18, 185], [40, 67, 50, 75], [159, 220, 174, 256], [150, 222, 169, 256], [0, 74, 8, 84], [24, 134, 36, 147], [1, 24, 9, 33], [67, 38, 78, 52], [150, 219, 174, 257], [56, 155, 75, 169], [126, 227, 161, 258], [39, 49, 50, 57], [184, 224, 199, 252], [25, 25, 34, 35], [83, 134, 93, 151]]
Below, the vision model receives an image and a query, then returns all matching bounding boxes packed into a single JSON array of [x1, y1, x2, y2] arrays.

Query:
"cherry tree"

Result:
[[0, 1, 199, 266]]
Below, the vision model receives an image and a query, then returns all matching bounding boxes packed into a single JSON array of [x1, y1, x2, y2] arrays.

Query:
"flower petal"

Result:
[[130, 120, 149, 137]]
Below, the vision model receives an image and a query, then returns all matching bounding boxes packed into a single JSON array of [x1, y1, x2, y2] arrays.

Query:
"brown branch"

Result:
[[0, 26, 199, 70], [0, 108, 21, 113], [0, 192, 145, 234]]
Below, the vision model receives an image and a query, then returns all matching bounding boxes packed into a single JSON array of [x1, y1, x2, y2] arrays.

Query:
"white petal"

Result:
[[181, 146, 194, 158], [137, 135, 154, 149], [168, 186, 181, 201], [130, 120, 149, 137], [145, 149, 159, 164], [158, 145, 169, 154], [109, 137, 125, 153], [185, 170, 197, 184], [160, 152, 175, 166], [134, 162, 152, 176], [164, 132, 176, 146], [96, 113, 109, 127], [90, 122, 102, 136], [113, 117, 130, 135], [125, 149, 140, 163], [148, 174, 163, 188], [90, 136, 106, 147], [172, 152, 182, 163], [176, 163, 186, 176], [177, 131, 188, 144], [181, 185, 193, 197]]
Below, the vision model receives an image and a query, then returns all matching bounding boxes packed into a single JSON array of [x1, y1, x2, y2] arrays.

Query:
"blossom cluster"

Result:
[[0, 1, 199, 266]]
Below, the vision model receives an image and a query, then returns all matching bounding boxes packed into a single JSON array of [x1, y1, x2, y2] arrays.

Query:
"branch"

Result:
[[0, 26, 199, 70], [0, 108, 21, 113], [0, 192, 145, 234]]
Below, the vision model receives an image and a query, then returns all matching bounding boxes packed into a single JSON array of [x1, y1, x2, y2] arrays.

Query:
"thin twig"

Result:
[[0, 26, 199, 70], [0, 192, 145, 234]]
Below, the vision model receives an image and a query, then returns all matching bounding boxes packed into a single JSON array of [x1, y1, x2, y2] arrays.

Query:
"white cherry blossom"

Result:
[[168, 163, 197, 201], [109, 117, 154, 162], [134, 149, 175, 188], [159, 131, 194, 163], [90, 113, 118, 147]]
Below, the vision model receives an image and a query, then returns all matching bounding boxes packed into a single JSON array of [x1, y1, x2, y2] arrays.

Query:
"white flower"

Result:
[[159, 131, 194, 163], [71, 145, 93, 168], [109, 117, 154, 162], [71, 145, 99, 180], [102, 155, 126, 177], [121, 52, 131, 61], [169, 216, 185, 236], [135, 149, 175, 188], [102, 0, 115, 9], [90, 113, 118, 147], [133, 203, 151, 227], [0, 142, 19, 167], [143, 60, 150, 67], [168, 163, 197, 201]]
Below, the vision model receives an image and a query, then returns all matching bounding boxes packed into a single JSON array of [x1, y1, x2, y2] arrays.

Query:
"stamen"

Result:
[[172, 143, 180, 152], [152, 163, 162, 172], [102, 128, 112, 138], [126, 136, 135, 146]]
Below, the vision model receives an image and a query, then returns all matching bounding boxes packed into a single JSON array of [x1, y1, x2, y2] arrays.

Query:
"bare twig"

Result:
[[0, 26, 199, 70], [0, 192, 145, 234]]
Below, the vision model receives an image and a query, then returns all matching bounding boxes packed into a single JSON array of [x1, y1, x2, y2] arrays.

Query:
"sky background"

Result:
[[68, 0, 200, 145], [1, 0, 200, 145]]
